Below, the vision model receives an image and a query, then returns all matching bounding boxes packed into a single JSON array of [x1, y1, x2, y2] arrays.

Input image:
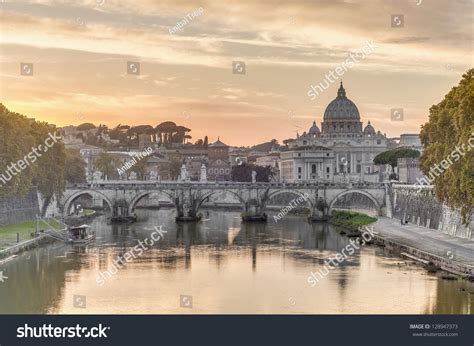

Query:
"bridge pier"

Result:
[[175, 189, 203, 222], [242, 199, 267, 222], [307, 197, 330, 222]]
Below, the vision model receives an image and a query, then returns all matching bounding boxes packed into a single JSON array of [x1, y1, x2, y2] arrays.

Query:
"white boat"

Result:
[[66, 224, 96, 245]]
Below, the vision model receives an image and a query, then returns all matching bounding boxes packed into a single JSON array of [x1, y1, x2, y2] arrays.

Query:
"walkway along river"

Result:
[[0, 209, 472, 314]]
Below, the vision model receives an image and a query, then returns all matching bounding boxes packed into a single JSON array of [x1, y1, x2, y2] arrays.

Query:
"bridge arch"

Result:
[[128, 190, 175, 215], [328, 189, 381, 215], [63, 190, 113, 217], [265, 189, 314, 211], [196, 190, 246, 210]]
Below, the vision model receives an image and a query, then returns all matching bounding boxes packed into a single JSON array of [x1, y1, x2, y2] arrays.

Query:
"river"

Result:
[[0, 209, 472, 314]]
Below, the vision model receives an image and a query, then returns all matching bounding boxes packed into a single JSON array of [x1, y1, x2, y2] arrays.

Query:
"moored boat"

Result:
[[66, 224, 96, 245]]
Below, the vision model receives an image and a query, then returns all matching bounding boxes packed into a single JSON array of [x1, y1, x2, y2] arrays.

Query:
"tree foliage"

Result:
[[76, 123, 96, 131], [130, 155, 148, 180], [419, 69, 474, 222], [0, 104, 66, 215], [64, 149, 86, 183], [373, 148, 420, 172], [167, 157, 182, 180], [251, 139, 280, 152], [94, 152, 120, 180], [231, 163, 275, 182]]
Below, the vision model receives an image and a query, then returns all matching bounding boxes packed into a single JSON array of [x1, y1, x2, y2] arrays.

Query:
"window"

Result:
[[298, 175, 301, 179], [356, 165, 361, 173], [326, 167, 330, 173], [298, 167, 302, 173], [311, 164, 316, 174]]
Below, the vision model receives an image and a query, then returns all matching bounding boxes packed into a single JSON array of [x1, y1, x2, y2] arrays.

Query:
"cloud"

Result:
[[1, 0, 472, 145], [382, 36, 431, 44]]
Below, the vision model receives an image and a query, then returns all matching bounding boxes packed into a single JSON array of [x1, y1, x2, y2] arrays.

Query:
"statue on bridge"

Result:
[[179, 162, 189, 182], [200, 163, 207, 182]]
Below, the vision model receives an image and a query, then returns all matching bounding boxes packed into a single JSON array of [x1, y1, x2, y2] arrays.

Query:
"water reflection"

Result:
[[0, 209, 471, 314]]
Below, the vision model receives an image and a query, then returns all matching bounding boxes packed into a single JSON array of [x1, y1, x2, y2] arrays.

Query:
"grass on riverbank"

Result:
[[0, 218, 65, 250], [329, 210, 377, 232]]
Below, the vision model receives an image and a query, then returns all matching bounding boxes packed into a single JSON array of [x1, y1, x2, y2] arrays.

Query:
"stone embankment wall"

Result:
[[0, 188, 40, 225], [391, 185, 472, 240]]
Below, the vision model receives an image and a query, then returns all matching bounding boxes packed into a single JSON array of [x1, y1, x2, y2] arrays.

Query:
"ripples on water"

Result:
[[0, 209, 472, 314]]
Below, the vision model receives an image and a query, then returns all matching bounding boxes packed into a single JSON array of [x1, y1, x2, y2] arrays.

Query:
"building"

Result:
[[399, 133, 423, 152], [228, 147, 249, 166], [138, 133, 153, 150], [397, 157, 423, 184], [281, 82, 395, 182], [255, 147, 281, 181], [207, 138, 231, 181]]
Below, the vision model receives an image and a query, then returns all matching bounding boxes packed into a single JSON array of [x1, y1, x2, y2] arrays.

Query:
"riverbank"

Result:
[[0, 218, 64, 250], [372, 217, 474, 280], [329, 210, 377, 236]]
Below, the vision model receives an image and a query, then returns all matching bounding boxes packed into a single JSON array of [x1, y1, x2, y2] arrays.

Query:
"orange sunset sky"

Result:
[[1, 0, 473, 146]]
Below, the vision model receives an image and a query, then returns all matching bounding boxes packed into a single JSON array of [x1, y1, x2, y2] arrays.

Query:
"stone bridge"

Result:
[[60, 181, 391, 222]]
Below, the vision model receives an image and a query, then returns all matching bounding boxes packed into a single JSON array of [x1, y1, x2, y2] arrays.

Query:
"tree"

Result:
[[419, 69, 474, 222], [64, 149, 86, 183], [130, 156, 148, 180], [32, 121, 67, 213], [109, 124, 128, 144], [173, 125, 191, 144], [0, 104, 36, 197], [0, 104, 67, 215], [373, 148, 420, 173], [203, 136, 208, 149], [231, 163, 275, 182], [77, 123, 96, 131], [94, 152, 120, 180], [251, 139, 280, 152], [156, 121, 178, 147], [167, 157, 182, 180]]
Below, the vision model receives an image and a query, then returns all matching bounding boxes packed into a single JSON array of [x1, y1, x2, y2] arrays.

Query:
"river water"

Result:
[[0, 209, 472, 314]]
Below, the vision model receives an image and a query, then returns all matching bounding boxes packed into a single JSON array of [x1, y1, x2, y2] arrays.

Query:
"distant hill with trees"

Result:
[[251, 139, 281, 152]]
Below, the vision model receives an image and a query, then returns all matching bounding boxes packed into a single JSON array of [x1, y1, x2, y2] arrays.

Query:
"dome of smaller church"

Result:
[[309, 121, 320, 135], [363, 121, 376, 136]]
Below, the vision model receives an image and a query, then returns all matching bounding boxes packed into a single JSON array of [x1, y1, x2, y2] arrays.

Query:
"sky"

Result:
[[0, 0, 473, 146]]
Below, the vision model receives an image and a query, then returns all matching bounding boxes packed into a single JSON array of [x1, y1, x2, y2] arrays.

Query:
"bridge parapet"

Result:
[[67, 181, 386, 190]]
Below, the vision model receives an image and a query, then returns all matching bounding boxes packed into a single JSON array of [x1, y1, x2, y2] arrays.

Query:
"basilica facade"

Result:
[[280, 83, 395, 182]]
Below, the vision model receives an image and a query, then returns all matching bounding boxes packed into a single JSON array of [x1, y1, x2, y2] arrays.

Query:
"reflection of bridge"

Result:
[[61, 181, 392, 222]]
